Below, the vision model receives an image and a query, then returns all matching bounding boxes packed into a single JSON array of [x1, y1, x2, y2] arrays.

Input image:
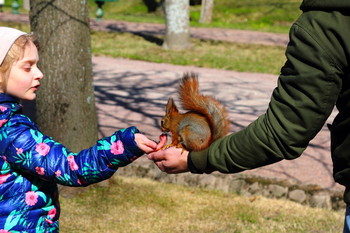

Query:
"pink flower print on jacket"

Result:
[[35, 167, 45, 175], [67, 155, 79, 171], [0, 119, 7, 127], [55, 170, 61, 177], [48, 207, 57, 220], [35, 142, 50, 156], [110, 140, 124, 155], [0, 174, 11, 184], [0, 105, 7, 112], [0, 230, 11, 233], [16, 147, 23, 154], [25, 191, 39, 206]]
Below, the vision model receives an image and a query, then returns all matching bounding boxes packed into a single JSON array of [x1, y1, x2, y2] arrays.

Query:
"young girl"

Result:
[[0, 27, 162, 232]]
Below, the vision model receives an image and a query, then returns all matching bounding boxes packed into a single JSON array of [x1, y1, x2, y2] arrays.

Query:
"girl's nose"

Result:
[[35, 67, 44, 80]]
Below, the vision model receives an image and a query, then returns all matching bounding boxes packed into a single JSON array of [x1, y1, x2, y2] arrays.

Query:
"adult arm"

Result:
[[189, 13, 345, 173]]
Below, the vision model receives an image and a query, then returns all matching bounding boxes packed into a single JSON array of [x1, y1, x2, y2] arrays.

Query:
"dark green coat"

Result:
[[189, 0, 350, 203]]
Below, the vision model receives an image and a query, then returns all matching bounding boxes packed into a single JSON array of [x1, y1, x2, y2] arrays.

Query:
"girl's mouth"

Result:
[[32, 85, 40, 91]]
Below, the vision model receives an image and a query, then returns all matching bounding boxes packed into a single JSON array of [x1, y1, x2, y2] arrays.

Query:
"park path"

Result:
[[93, 56, 341, 192], [0, 12, 343, 192]]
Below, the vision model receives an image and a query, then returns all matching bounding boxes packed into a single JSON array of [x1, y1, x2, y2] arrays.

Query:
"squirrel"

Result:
[[160, 73, 229, 151]]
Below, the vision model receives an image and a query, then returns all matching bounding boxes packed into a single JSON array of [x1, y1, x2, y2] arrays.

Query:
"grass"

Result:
[[60, 176, 344, 233], [0, 21, 287, 74], [87, 0, 302, 33], [2, 0, 295, 74], [4, 0, 302, 33], [91, 31, 286, 74]]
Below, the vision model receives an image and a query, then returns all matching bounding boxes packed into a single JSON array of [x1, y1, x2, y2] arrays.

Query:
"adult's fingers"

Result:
[[155, 161, 166, 172], [147, 150, 166, 161]]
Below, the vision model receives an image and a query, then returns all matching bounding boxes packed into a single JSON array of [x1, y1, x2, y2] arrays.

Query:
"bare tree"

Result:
[[199, 0, 214, 24], [162, 0, 191, 50], [29, 0, 98, 152]]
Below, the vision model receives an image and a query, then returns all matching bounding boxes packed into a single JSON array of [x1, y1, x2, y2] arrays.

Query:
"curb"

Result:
[[118, 159, 346, 211]]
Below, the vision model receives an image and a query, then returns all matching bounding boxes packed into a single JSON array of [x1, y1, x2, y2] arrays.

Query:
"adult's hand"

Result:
[[147, 146, 189, 174]]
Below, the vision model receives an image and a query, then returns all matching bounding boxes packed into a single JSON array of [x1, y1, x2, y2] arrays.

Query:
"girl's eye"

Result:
[[23, 67, 31, 72]]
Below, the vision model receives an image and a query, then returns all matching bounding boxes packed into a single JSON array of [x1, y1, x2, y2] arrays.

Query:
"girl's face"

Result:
[[5, 41, 43, 101]]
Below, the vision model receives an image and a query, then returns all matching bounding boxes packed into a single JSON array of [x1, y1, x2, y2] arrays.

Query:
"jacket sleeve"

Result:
[[189, 13, 344, 173], [0, 115, 144, 186]]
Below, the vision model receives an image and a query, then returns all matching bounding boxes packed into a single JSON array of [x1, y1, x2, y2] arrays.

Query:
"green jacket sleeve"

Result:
[[189, 11, 344, 174]]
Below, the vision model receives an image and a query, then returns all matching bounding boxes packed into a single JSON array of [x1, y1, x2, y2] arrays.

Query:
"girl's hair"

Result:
[[0, 33, 36, 90]]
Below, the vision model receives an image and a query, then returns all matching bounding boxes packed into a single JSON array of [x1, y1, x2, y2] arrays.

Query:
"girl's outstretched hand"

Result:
[[134, 133, 159, 154], [134, 133, 168, 154]]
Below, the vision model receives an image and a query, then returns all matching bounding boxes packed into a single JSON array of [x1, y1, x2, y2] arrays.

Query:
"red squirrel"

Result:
[[160, 73, 229, 151]]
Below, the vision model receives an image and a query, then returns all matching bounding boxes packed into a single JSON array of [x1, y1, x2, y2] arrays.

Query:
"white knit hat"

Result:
[[0, 27, 27, 65]]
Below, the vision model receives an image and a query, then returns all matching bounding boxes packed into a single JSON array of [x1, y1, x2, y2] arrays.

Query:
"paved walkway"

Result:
[[93, 56, 340, 192], [0, 12, 343, 192]]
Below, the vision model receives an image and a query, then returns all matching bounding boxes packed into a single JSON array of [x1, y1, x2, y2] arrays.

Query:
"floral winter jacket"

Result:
[[0, 94, 144, 232]]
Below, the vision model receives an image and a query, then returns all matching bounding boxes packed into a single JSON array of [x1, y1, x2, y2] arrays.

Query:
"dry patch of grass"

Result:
[[60, 176, 343, 233]]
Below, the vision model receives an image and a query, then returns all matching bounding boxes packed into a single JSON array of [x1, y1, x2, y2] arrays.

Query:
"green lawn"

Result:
[[4, 0, 302, 33], [91, 30, 286, 74], [0, 21, 287, 74], [2, 0, 298, 74], [87, 0, 302, 33]]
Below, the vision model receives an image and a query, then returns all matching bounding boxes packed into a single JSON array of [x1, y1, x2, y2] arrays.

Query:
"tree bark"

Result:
[[162, 0, 191, 50], [29, 0, 98, 152], [199, 0, 214, 24]]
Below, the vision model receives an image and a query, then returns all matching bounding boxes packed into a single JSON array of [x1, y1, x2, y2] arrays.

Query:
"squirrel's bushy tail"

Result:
[[178, 73, 229, 141]]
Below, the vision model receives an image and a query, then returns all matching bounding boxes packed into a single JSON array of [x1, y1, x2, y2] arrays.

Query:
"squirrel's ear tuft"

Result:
[[166, 98, 173, 108], [166, 98, 178, 113]]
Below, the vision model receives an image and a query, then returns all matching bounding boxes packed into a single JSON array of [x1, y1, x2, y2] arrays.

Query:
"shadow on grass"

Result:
[[105, 23, 164, 46]]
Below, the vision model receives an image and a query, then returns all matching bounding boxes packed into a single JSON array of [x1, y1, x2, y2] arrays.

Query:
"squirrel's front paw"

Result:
[[161, 143, 184, 150], [161, 143, 175, 150]]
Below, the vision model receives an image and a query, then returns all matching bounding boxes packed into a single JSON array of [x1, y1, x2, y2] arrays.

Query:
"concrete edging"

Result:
[[117, 158, 346, 211]]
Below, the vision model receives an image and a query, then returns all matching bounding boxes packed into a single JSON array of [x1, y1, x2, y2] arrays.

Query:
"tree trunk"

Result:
[[199, 0, 214, 24], [162, 0, 191, 50], [29, 0, 98, 152]]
